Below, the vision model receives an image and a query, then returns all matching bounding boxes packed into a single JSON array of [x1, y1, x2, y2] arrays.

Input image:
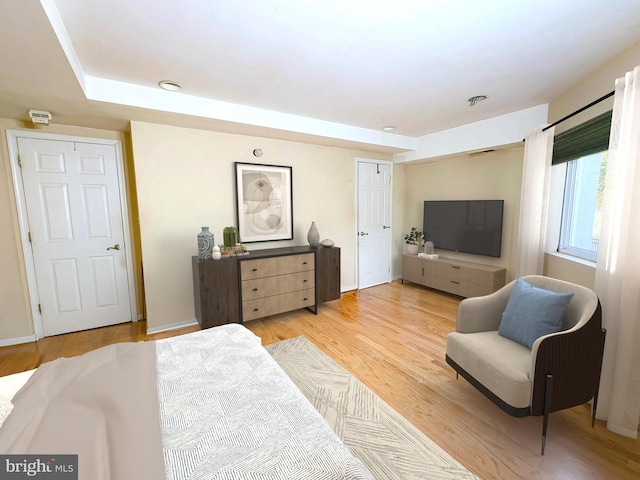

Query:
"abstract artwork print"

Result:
[[235, 162, 293, 242]]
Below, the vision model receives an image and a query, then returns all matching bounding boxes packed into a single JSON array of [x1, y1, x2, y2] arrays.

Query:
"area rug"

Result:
[[266, 336, 479, 480]]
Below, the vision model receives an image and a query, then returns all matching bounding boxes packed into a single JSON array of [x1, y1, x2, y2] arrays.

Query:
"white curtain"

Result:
[[595, 66, 640, 438], [515, 125, 555, 277]]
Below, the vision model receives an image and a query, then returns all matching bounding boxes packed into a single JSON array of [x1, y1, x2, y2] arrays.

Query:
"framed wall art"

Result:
[[234, 162, 293, 243]]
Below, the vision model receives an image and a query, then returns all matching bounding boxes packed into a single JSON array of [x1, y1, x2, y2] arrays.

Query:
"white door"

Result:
[[357, 160, 392, 289], [16, 136, 134, 337]]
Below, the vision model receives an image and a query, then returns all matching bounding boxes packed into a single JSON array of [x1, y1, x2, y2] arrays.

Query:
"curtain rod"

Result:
[[542, 90, 615, 132]]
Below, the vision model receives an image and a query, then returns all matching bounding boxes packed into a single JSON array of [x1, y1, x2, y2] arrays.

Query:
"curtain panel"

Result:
[[595, 66, 640, 438], [515, 125, 555, 277]]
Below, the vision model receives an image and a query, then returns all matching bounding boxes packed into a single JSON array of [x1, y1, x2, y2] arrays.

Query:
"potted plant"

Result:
[[404, 227, 424, 255]]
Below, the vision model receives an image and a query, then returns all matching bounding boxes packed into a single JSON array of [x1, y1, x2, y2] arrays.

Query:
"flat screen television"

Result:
[[423, 200, 504, 258]]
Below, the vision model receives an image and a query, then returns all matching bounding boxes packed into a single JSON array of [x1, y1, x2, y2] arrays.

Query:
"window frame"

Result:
[[557, 156, 601, 262]]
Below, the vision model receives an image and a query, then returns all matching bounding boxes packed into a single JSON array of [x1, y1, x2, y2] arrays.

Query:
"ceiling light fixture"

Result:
[[158, 80, 182, 92], [468, 95, 487, 107], [382, 126, 395, 131]]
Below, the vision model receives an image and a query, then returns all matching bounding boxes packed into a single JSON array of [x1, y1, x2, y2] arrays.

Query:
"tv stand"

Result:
[[401, 254, 506, 297]]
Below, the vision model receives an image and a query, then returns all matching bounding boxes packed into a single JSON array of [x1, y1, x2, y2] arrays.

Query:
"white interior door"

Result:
[[16, 136, 134, 337], [357, 160, 392, 289]]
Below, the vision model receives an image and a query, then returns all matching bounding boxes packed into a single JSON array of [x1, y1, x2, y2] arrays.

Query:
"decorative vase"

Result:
[[407, 244, 419, 255], [197, 227, 214, 260], [424, 241, 434, 255], [307, 221, 320, 248]]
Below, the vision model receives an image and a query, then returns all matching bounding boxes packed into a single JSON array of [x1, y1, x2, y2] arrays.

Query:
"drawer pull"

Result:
[[252, 268, 258, 272], [253, 308, 259, 312], [303, 279, 308, 283], [451, 280, 460, 284], [303, 297, 308, 301], [253, 288, 258, 291], [302, 261, 308, 265], [451, 266, 461, 270]]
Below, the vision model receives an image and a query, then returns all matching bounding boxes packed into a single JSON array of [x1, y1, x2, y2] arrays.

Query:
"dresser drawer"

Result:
[[240, 253, 314, 280], [242, 271, 315, 301], [242, 289, 316, 321]]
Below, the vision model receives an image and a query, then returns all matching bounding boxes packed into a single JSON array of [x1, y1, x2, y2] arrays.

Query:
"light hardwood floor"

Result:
[[0, 280, 638, 479]]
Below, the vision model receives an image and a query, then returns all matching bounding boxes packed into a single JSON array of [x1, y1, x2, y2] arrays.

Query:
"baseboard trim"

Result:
[[146, 318, 199, 335], [0, 334, 37, 348]]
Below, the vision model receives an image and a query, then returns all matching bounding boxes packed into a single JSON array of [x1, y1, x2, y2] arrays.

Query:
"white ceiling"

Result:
[[1, 1, 640, 153]]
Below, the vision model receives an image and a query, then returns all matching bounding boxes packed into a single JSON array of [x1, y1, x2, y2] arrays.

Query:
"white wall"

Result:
[[130, 121, 392, 331]]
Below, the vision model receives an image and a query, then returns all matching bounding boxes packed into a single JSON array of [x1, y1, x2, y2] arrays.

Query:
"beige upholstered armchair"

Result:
[[445, 275, 606, 454]]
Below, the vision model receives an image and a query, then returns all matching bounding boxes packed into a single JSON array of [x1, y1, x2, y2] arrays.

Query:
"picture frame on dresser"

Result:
[[234, 162, 293, 243]]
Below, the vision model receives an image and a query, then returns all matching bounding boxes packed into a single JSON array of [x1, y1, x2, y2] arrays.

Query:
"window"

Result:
[[551, 109, 612, 263], [558, 151, 607, 262]]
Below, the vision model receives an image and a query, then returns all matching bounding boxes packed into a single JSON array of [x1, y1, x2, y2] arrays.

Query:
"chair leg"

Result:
[[542, 373, 553, 455], [592, 328, 607, 427]]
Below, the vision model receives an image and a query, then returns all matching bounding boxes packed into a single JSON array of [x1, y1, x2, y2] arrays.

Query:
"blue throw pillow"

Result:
[[498, 277, 574, 349]]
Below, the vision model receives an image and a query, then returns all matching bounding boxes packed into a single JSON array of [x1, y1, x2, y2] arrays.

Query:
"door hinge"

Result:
[[27, 231, 32, 243], [38, 303, 42, 314]]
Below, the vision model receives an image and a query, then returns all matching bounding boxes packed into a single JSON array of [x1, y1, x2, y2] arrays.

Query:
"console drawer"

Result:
[[241, 253, 314, 280], [241, 271, 315, 300], [242, 289, 316, 321]]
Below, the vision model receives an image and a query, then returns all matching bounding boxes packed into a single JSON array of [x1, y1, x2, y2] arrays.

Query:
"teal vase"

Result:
[[197, 227, 214, 260]]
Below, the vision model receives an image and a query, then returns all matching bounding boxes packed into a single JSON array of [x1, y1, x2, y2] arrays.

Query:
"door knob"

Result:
[[359, 232, 369, 236], [107, 244, 121, 251], [383, 225, 391, 229]]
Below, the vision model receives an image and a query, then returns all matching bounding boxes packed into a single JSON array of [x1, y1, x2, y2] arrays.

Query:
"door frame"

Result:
[[354, 157, 394, 289], [7, 129, 138, 340]]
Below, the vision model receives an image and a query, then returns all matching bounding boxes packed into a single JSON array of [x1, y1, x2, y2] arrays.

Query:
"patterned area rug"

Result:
[[266, 336, 479, 480]]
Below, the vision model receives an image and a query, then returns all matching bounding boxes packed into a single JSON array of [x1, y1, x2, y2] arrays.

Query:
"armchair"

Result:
[[445, 275, 606, 454]]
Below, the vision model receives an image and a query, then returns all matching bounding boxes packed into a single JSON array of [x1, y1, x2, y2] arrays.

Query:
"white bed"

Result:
[[0, 324, 373, 480]]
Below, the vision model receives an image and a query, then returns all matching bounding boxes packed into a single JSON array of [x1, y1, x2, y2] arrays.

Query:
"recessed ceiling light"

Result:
[[382, 126, 395, 131], [468, 95, 487, 107], [158, 80, 182, 92]]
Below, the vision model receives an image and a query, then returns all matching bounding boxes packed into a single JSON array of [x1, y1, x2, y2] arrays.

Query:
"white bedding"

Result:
[[0, 369, 35, 400], [0, 324, 373, 480], [156, 324, 373, 479]]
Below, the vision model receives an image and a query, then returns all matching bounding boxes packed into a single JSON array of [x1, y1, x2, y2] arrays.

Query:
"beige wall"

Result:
[[401, 147, 524, 282], [129, 121, 391, 331], [0, 119, 142, 341], [0, 119, 32, 339]]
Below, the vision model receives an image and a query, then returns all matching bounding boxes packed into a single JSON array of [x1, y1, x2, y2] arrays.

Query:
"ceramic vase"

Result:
[[307, 221, 320, 248], [197, 226, 214, 260], [424, 241, 434, 255], [407, 244, 419, 255]]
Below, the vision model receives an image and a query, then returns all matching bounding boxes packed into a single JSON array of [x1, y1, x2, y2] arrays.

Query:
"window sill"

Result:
[[546, 251, 596, 269]]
